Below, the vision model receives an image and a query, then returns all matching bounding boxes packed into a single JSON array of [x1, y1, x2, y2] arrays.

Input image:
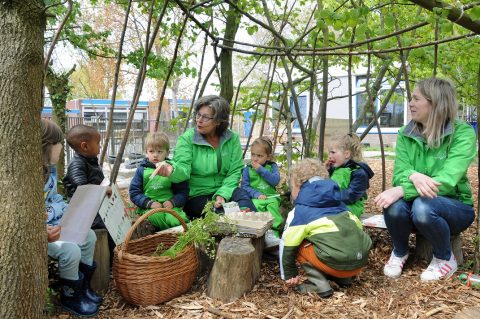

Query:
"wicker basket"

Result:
[[113, 208, 198, 306]]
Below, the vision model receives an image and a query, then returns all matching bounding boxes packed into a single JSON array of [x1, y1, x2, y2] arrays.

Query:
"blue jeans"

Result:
[[384, 196, 474, 260]]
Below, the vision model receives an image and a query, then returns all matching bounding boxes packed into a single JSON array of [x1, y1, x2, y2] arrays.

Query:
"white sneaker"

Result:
[[384, 252, 409, 278], [420, 254, 457, 281]]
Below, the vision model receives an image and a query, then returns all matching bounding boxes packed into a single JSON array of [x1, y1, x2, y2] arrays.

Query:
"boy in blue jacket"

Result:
[[280, 158, 372, 298]]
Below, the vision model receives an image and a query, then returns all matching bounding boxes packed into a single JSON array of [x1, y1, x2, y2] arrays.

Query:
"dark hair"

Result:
[[66, 124, 100, 152], [41, 119, 64, 181], [194, 95, 230, 135], [252, 136, 273, 156]]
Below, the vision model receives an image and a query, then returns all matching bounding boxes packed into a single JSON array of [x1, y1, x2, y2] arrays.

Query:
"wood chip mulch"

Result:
[[50, 160, 480, 319]]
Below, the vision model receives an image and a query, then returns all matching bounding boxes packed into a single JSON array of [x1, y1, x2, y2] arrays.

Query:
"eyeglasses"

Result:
[[194, 112, 214, 122]]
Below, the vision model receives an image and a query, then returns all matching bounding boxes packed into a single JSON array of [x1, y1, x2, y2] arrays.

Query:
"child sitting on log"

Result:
[[280, 158, 372, 298], [129, 132, 189, 230]]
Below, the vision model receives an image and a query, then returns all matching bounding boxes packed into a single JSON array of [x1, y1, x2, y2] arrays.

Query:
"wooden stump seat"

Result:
[[91, 228, 110, 293], [207, 236, 264, 302], [415, 233, 464, 265]]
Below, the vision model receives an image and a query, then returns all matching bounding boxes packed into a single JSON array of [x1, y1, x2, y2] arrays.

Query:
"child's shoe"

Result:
[[420, 254, 457, 281], [300, 263, 333, 298], [383, 251, 408, 278]]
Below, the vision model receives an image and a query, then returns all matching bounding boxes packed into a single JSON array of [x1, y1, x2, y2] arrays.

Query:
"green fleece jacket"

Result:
[[393, 119, 476, 205], [169, 128, 244, 201]]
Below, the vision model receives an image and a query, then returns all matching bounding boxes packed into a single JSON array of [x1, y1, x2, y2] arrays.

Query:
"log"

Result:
[[415, 233, 463, 265], [207, 237, 260, 302], [454, 307, 480, 319], [91, 229, 110, 292]]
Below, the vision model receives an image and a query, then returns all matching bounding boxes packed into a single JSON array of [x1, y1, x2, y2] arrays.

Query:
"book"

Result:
[[59, 183, 131, 245], [360, 213, 387, 229]]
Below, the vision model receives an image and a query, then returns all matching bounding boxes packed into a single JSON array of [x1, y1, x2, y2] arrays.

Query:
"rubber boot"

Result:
[[60, 273, 99, 317], [327, 275, 353, 288], [79, 262, 103, 304], [300, 263, 333, 298]]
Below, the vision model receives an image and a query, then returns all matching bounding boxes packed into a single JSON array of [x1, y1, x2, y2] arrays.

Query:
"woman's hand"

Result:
[[374, 186, 404, 209], [47, 225, 61, 243], [151, 162, 173, 179], [409, 172, 441, 198], [286, 275, 301, 286], [214, 196, 225, 208]]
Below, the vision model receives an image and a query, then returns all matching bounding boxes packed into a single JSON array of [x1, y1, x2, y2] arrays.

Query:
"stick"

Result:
[[206, 307, 238, 319], [425, 306, 447, 317]]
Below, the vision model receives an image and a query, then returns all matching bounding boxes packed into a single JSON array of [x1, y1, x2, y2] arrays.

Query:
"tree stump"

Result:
[[454, 307, 480, 319], [92, 229, 110, 292], [415, 233, 463, 265], [207, 237, 263, 302]]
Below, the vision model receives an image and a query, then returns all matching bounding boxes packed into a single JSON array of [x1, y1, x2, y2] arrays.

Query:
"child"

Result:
[[63, 124, 108, 229], [241, 137, 282, 237], [42, 119, 101, 317], [327, 133, 374, 217], [129, 132, 189, 230], [280, 158, 372, 298]]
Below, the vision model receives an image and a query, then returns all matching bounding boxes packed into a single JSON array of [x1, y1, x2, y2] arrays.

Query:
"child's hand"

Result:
[[325, 160, 334, 170], [251, 161, 261, 170], [163, 200, 173, 210], [151, 201, 162, 209], [214, 196, 225, 208], [106, 186, 113, 198], [47, 225, 61, 243], [286, 275, 301, 286], [258, 194, 267, 200]]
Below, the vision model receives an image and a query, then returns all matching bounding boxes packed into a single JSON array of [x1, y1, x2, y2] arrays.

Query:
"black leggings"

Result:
[[183, 187, 257, 219]]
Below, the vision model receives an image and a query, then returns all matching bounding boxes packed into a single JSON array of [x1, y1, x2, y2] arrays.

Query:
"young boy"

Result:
[[63, 124, 108, 229], [129, 132, 189, 230], [280, 158, 372, 298]]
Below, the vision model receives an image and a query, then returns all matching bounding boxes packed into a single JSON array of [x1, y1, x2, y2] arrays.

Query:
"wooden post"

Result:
[[91, 229, 110, 292], [415, 233, 464, 265], [207, 237, 262, 302]]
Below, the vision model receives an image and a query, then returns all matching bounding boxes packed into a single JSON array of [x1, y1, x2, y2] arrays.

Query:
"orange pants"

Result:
[[296, 240, 363, 278]]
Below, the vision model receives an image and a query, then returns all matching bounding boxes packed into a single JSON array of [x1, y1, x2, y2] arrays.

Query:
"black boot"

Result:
[[79, 262, 104, 304], [300, 263, 333, 298], [60, 273, 99, 317]]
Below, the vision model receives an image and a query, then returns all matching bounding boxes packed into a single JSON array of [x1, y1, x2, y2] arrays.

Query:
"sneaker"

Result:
[[383, 252, 409, 278], [420, 254, 457, 281]]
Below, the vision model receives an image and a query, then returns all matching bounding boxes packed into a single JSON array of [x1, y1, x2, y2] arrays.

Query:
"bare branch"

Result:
[[44, 0, 73, 70]]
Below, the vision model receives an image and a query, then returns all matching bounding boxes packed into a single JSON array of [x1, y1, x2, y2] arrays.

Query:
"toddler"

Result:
[[129, 132, 189, 230], [327, 133, 374, 217], [241, 137, 282, 237], [42, 119, 101, 317], [280, 158, 372, 298]]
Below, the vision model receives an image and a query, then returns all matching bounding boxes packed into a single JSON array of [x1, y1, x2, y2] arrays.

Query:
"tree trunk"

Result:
[[0, 2, 48, 318], [219, 0, 240, 103]]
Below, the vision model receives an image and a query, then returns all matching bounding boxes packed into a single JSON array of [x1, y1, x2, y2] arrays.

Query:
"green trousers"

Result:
[[136, 207, 189, 231], [252, 198, 282, 237]]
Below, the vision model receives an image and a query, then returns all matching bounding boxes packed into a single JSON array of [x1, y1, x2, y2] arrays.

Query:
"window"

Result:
[[356, 77, 405, 129], [290, 95, 308, 132]]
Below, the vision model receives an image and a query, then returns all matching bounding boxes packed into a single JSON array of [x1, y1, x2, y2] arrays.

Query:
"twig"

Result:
[[425, 305, 447, 317], [206, 306, 239, 318], [281, 308, 294, 319]]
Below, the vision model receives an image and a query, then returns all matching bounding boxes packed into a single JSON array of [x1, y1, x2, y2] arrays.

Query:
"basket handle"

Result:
[[123, 208, 189, 253]]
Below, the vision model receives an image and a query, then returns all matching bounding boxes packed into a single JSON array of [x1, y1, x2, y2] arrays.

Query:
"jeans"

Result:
[[183, 187, 257, 219], [48, 229, 97, 280], [384, 196, 474, 260]]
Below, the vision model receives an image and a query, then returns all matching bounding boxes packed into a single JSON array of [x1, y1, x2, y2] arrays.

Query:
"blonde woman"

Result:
[[375, 78, 476, 281]]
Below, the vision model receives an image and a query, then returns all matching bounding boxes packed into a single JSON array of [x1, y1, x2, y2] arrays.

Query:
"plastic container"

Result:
[[458, 273, 480, 289]]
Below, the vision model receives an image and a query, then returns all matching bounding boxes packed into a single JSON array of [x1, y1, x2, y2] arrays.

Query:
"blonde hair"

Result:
[[413, 77, 457, 148], [251, 136, 273, 156], [329, 133, 363, 162], [145, 132, 170, 152], [289, 158, 329, 187]]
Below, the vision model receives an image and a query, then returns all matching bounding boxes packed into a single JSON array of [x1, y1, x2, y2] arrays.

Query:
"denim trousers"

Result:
[[48, 229, 97, 280], [384, 196, 474, 260]]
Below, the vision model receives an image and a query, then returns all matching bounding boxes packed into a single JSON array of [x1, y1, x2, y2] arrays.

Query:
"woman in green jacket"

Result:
[[375, 78, 476, 282], [153, 95, 256, 218]]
